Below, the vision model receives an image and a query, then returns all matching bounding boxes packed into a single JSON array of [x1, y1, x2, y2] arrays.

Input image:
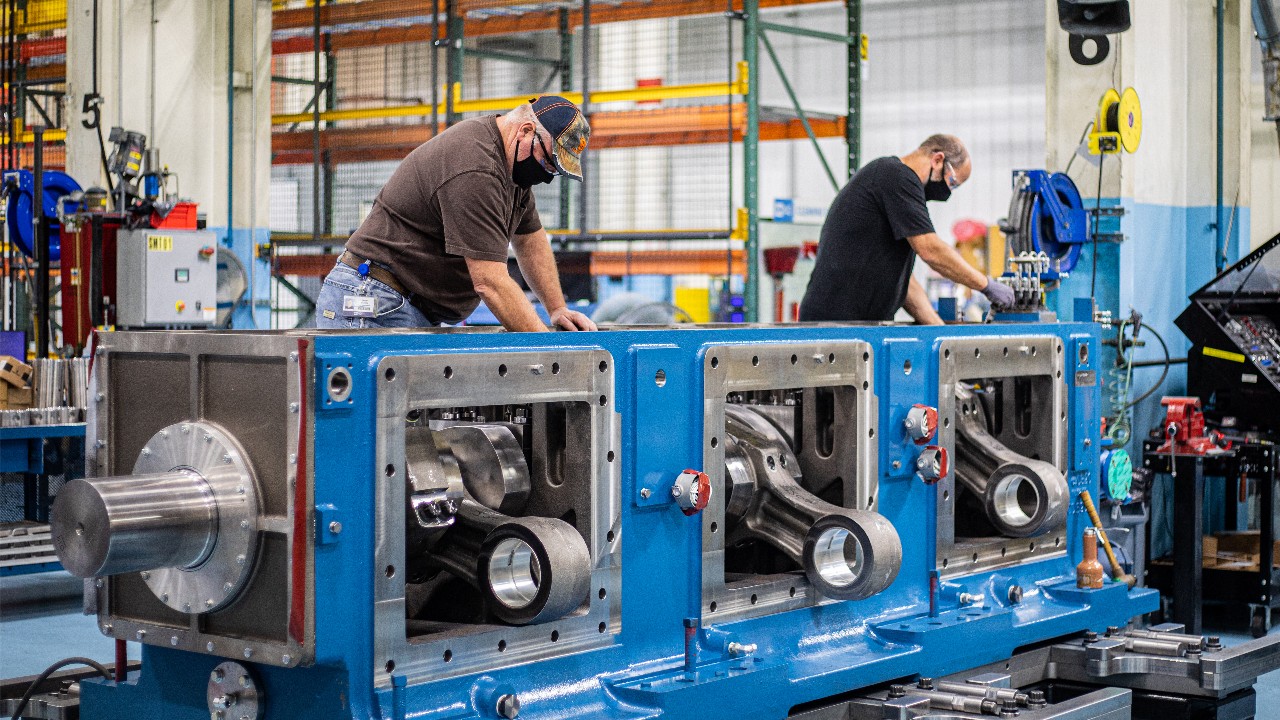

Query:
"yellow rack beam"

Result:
[[273, 63, 749, 126], [1, 0, 67, 35]]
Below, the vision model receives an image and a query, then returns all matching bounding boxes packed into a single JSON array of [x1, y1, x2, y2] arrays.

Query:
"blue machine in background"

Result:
[[2, 169, 81, 262], [37, 322, 1280, 720]]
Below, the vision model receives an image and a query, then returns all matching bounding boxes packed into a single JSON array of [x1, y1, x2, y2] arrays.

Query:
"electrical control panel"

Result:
[[1176, 233, 1280, 431], [115, 229, 218, 327]]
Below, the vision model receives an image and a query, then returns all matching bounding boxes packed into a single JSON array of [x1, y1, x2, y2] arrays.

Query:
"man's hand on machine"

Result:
[[980, 277, 1016, 310], [550, 306, 598, 331]]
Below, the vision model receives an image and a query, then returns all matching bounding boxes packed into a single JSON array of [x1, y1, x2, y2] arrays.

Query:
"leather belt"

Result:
[[338, 251, 409, 297]]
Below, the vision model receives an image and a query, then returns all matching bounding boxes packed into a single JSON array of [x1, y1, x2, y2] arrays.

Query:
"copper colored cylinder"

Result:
[[1077, 527, 1105, 589]]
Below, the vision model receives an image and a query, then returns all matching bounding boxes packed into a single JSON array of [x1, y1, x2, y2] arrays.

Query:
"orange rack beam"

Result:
[[271, 104, 844, 165], [591, 249, 744, 277], [272, 0, 834, 52]]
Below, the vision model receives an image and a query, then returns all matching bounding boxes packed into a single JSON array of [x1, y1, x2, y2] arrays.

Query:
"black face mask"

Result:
[[923, 165, 951, 202], [512, 155, 554, 188]]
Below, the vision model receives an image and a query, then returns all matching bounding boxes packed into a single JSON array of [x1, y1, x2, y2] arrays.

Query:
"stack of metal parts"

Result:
[[0, 358, 89, 427]]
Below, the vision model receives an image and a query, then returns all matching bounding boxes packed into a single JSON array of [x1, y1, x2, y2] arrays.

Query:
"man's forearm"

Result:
[[903, 276, 944, 325], [910, 234, 989, 291], [512, 230, 567, 314], [479, 275, 547, 332]]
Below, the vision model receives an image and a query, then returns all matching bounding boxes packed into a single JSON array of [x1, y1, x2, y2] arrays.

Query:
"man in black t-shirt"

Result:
[[799, 135, 1015, 324]]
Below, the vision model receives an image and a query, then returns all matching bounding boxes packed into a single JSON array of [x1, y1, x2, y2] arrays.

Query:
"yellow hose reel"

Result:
[[1088, 87, 1141, 155]]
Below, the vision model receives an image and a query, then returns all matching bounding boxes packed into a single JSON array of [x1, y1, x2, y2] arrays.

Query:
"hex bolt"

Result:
[[496, 693, 520, 719], [135, 629, 146, 640], [1083, 631, 1099, 644], [1207, 636, 1223, 650], [329, 521, 343, 535], [282, 654, 292, 665], [917, 677, 934, 690], [1008, 585, 1024, 604], [670, 484, 682, 498], [102, 624, 113, 633], [140, 571, 150, 580], [1027, 690, 1047, 707], [243, 648, 253, 659], [207, 642, 216, 652], [236, 554, 246, 566], [95, 579, 104, 588], [888, 685, 907, 699], [1106, 626, 1120, 637], [170, 636, 179, 646], [211, 669, 225, 683], [288, 352, 299, 362], [1000, 698, 1019, 717], [727, 641, 757, 657], [640, 488, 651, 499], [239, 676, 249, 688], [289, 402, 300, 414]]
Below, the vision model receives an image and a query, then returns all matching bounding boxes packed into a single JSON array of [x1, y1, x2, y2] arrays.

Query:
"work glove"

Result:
[[981, 278, 1016, 310]]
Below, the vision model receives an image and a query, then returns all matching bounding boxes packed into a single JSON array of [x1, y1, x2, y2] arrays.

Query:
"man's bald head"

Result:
[[918, 134, 969, 167]]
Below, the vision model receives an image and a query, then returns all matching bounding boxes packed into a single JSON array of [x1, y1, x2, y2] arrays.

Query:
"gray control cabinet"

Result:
[[116, 229, 218, 327]]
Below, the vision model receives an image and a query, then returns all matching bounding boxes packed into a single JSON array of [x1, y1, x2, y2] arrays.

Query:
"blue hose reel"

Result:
[[1006, 170, 1088, 273], [3, 169, 82, 262]]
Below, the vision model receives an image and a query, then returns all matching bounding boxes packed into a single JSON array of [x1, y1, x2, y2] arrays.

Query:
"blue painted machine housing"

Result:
[[79, 321, 1157, 720]]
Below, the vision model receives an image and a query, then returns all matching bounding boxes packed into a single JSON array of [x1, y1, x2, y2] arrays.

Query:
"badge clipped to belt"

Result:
[[343, 294, 378, 318]]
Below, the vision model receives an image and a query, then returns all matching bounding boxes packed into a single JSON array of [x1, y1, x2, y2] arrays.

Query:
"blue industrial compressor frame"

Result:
[[77, 321, 1157, 720]]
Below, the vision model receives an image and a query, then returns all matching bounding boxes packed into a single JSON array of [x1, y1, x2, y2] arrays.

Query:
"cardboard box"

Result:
[[0, 355, 32, 388], [0, 381, 32, 409]]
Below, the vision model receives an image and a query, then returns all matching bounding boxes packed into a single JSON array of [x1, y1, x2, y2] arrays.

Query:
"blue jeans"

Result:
[[314, 262, 437, 329]]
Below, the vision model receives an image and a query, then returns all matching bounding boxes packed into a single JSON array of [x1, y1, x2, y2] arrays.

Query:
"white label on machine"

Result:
[[202, 306, 216, 322], [1242, 373, 1258, 384]]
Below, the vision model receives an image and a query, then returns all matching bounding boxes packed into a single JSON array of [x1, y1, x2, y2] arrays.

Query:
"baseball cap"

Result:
[[530, 96, 590, 182]]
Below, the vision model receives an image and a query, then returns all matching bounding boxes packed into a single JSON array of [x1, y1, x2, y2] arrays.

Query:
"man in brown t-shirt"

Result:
[[315, 96, 596, 332]]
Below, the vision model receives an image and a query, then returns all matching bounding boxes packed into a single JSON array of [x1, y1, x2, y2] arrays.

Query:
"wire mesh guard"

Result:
[[268, 1, 853, 327]]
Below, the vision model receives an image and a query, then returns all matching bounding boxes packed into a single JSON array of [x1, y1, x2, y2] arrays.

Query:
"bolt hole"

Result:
[[1001, 548, 1007, 557], [943, 490, 950, 501], [790, 354, 798, 365], [551, 630, 560, 642], [752, 355, 759, 366], [327, 367, 352, 402], [385, 660, 395, 673], [599, 395, 607, 406], [599, 360, 608, 372], [498, 364, 508, 377], [599, 588, 607, 600], [868, 428, 875, 438], [1055, 537, 1062, 547], [443, 366, 453, 379], [828, 353, 835, 363], [655, 369, 667, 387], [384, 368, 396, 382], [711, 356, 719, 369], [867, 494, 875, 508], [711, 437, 719, 449], [750, 594, 758, 605], [942, 559, 949, 568], [710, 522, 719, 533], [498, 640, 507, 652], [385, 464, 395, 477], [1029, 543, 1036, 552], [607, 531, 615, 542], [551, 362, 560, 374], [385, 565, 395, 578], [944, 349, 951, 358], [862, 380, 869, 390], [443, 649, 452, 662], [789, 586, 797, 597], [766, 456, 776, 470], [943, 418, 951, 428], [903, 360, 912, 375], [972, 553, 979, 563], [709, 601, 718, 612], [862, 351, 870, 362], [607, 450, 616, 462], [1078, 344, 1089, 364], [974, 348, 981, 358], [1056, 370, 1062, 378], [1031, 347, 1038, 356], [598, 622, 607, 633]]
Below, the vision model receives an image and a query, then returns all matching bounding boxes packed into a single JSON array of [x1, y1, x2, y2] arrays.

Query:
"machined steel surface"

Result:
[[207, 662, 263, 720], [1049, 628, 1280, 698], [52, 421, 261, 613], [81, 330, 311, 669], [373, 349, 621, 688], [954, 384, 1069, 537], [701, 341, 879, 622], [936, 336, 1068, 578], [722, 404, 901, 600]]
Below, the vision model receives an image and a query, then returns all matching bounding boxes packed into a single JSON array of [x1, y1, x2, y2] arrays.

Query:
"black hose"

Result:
[[1125, 323, 1171, 409], [8, 657, 111, 720]]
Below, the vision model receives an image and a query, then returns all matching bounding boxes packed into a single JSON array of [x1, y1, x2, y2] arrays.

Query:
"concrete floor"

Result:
[[3, 570, 1280, 712]]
